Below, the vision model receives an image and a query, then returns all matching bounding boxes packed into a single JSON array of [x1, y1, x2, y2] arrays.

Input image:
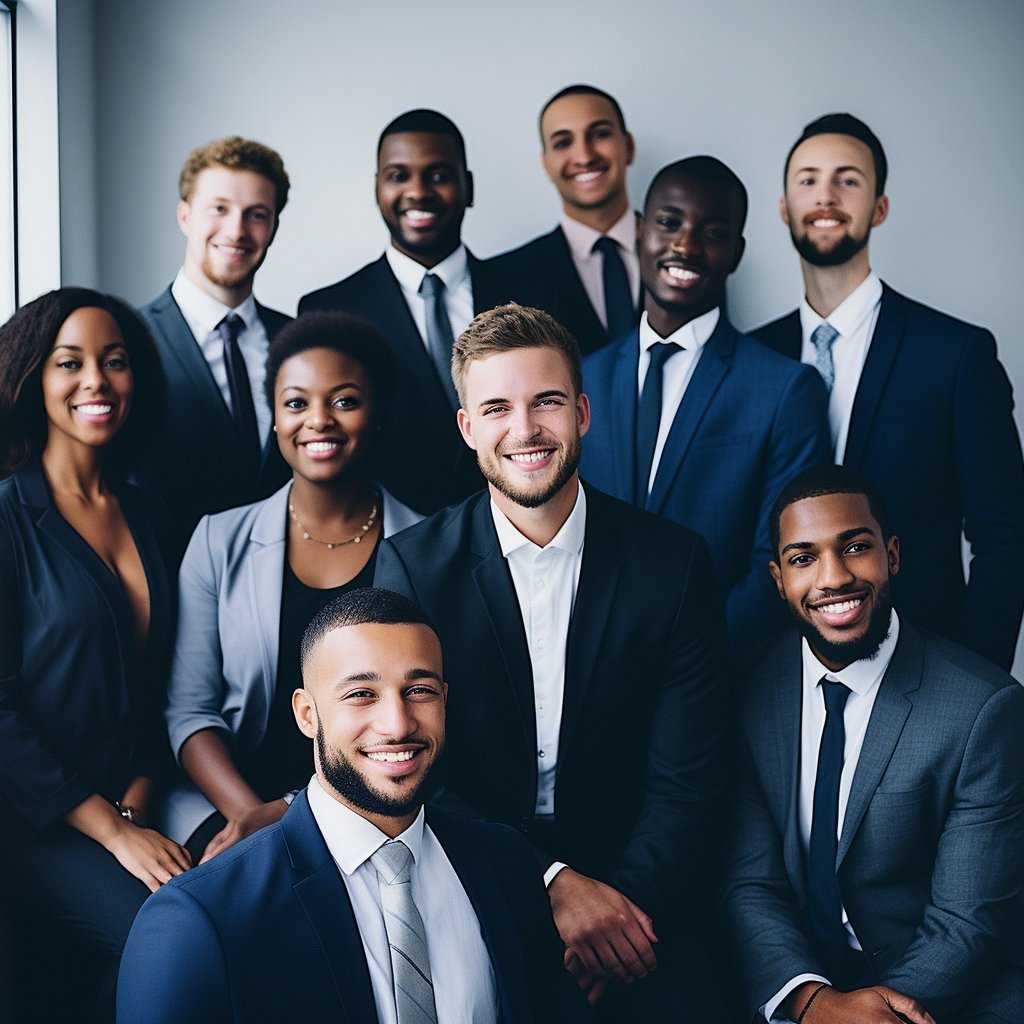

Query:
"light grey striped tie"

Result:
[[811, 321, 840, 394], [371, 840, 438, 1024]]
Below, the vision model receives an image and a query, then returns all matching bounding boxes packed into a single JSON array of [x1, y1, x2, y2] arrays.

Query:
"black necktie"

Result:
[[807, 677, 853, 963], [593, 236, 635, 341], [419, 273, 460, 411], [635, 341, 680, 504], [218, 313, 260, 465]]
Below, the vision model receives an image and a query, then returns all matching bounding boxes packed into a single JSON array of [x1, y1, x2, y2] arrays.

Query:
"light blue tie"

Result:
[[811, 322, 840, 394], [371, 840, 438, 1024]]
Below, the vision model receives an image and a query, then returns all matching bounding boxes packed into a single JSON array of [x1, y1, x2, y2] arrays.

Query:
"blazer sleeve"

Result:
[[372, 537, 417, 599], [165, 516, 234, 760], [952, 330, 1024, 670], [117, 884, 232, 1024], [879, 682, 1024, 1020], [725, 363, 832, 648]]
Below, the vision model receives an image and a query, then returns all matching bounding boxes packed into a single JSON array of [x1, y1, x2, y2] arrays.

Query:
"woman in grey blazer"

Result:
[[162, 313, 423, 859]]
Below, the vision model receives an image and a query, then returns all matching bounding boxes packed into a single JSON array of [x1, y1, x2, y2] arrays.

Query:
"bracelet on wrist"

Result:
[[796, 983, 829, 1024], [115, 801, 142, 825]]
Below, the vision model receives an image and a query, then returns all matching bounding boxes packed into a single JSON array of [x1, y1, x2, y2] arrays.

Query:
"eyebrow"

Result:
[[280, 382, 363, 394], [52, 342, 126, 354], [780, 526, 875, 555], [793, 164, 866, 176], [381, 160, 456, 173], [548, 118, 615, 139], [405, 669, 442, 683], [477, 388, 568, 410]]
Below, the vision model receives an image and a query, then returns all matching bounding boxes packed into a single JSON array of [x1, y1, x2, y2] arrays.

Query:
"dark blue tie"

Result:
[[419, 273, 460, 411], [807, 677, 853, 964], [593, 236, 636, 341], [634, 341, 680, 504], [218, 313, 260, 465]]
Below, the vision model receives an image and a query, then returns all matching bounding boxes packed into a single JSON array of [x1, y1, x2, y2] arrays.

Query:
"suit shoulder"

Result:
[[733, 330, 818, 380], [882, 286, 996, 356], [585, 484, 705, 556], [430, 807, 539, 872], [489, 227, 561, 266], [299, 259, 385, 312], [255, 302, 293, 332], [917, 628, 1020, 699], [749, 309, 800, 344], [139, 286, 175, 320], [385, 493, 482, 552]]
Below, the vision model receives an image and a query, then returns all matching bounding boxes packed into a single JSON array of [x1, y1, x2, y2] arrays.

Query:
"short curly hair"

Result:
[[179, 136, 290, 215], [0, 288, 167, 479]]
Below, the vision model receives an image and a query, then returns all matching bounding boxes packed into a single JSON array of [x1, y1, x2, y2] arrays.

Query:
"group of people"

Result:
[[0, 82, 1021, 1024]]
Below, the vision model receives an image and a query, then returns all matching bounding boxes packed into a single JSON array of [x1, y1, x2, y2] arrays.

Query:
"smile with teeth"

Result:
[[75, 404, 113, 415], [364, 750, 418, 762], [403, 209, 438, 226], [809, 217, 844, 228], [571, 169, 606, 183], [303, 441, 339, 452], [815, 596, 863, 614], [507, 450, 553, 463], [664, 266, 701, 282]]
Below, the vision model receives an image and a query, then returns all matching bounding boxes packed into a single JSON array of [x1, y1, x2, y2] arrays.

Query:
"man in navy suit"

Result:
[[136, 137, 293, 558], [491, 85, 640, 357], [722, 464, 1024, 1024], [117, 588, 592, 1024], [300, 110, 553, 516], [751, 114, 1024, 670], [582, 157, 831, 648]]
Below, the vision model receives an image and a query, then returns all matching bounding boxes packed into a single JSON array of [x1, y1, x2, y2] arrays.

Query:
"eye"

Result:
[[283, 397, 307, 410], [705, 228, 728, 242], [551, 138, 570, 150], [591, 128, 613, 140], [332, 395, 359, 410], [406, 684, 441, 699], [104, 356, 129, 370], [656, 217, 680, 231], [387, 170, 409, 183], [788, 553, 814, 566], [56, 359, 82, 370], [536, 397, 564, 408], [429, 171, 453, 184], [342, 689, 377, 704], [844, 540, 871, 554], [481, 404, 508, 416]]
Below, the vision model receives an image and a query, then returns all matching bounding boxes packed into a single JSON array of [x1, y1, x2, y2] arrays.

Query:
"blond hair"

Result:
[[178, 136, 290, 214]]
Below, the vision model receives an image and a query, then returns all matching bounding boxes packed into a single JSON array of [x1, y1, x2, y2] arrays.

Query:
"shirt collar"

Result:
[[171, 266, 259, 335], [638, 307, 720, 354], [560, 206, 638, 263], [306, 775, 426, 875], [386, 243, 469, 296], [800, 270, 882, 341], [801, 608, 900, 697], [490, 481, 587, 559]]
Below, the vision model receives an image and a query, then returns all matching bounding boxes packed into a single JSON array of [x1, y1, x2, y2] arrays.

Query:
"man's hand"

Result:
[[789, 983, 935, 1024], [547, 867, 657, 995], [200, 799, 288, 864]]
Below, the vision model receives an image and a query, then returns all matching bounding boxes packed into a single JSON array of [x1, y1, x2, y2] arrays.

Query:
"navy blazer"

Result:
[[299, 250, 556, 516], [0, 460, 173, 830], [374, 484, 728, 926], [135, 287, 292, 560], [117, 793, 594, 1024], [752, 284, 1024, 670], [722, 623, 1024, 1024], [581, 316, 831, 648]]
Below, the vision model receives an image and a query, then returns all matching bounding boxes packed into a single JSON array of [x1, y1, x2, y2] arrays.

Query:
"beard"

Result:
[[384, 207, 463, 263], [794, 580, 894, 666], [317, 717, 442, 819], [479, 431, 582, 509], [791, 225, 870, 268]]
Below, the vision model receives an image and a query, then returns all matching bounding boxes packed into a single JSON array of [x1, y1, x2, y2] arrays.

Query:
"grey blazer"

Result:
[[160, 481, 422, 842]]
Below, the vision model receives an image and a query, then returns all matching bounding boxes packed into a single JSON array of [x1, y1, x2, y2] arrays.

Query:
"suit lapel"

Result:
[[609, 332, 640, 500], [647, 318, 736, 514], [285, 795, 381, 1024], [469, 498, 537, 756], [550, 227, 609, 346], [773, 636, 807, 904], [468, 250, 505, 314], [843, 284, 906, 470], [837, 625, 921, 866]]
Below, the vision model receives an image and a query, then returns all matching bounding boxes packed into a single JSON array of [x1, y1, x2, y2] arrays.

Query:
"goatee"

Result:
[[796, 580, 894, 666]]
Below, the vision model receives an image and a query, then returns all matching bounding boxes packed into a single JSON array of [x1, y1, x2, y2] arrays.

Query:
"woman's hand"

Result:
[[200, 799, 289, 864]]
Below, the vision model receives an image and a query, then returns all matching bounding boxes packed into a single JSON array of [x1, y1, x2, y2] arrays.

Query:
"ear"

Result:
[[442, 682, 448, 706], [636, 213, 644, 246], [292, 688, 318, 739], [576, 391, 591, 439], [177, 199, 191, 237], [624, 131, 636, 167], [871, 193, 889, 228], [779, 194, 790, 226], [465, 170, 475, 209], [769, 560, 786, 600], [456, 407, 478, 450], [730, 235, 746, 274], [886, 534, 900, 576]]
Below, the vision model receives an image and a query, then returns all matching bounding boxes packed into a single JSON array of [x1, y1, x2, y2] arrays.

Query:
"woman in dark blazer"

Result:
[[0, 288, 190, 1023], [162, 313, 422, 860]]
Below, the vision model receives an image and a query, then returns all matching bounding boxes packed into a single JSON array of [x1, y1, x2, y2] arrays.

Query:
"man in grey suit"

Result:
[[723, 463, 1024, 1024], [136, 137, 292, 557]]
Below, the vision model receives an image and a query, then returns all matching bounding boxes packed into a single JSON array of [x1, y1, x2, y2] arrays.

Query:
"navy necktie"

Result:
[[807, 677, 853, 963], [635, 341, 680, 505], [218, 313, 260, 465], [419, 273, 460, 411], [593, 236, 635, 341]]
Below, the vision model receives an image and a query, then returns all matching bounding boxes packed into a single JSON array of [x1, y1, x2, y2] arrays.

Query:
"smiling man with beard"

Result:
[[118, 587, 592, 1024], [722, 463, 1024, 1024], [581, 157, 831, 649], [752, 113, 1024, 671]]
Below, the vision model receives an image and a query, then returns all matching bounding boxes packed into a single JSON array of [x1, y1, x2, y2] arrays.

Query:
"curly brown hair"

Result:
[[178, 136, 290, 215]]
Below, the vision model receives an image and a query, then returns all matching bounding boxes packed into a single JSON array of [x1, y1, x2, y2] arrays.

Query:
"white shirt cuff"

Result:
[[762, 974, 829, 1022], [543, 861, 568, 888]]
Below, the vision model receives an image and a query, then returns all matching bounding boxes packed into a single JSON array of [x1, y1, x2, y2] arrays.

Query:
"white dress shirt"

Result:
[[637, 307, 720, 493], [764, 610, 900, 1023], [560, 207, 641, 331], [386, 243, 475, 350], [170, 267, 273, 447], [798, 272, 883, 462], [307, 777, 498, 1024]]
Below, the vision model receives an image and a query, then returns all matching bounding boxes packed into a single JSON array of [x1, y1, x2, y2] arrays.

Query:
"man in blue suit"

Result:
[[722, 464, 1024, 1024], [751, 114, 1024, 670], [582, 157, 831, 647], [117, 588, 592, 1024]]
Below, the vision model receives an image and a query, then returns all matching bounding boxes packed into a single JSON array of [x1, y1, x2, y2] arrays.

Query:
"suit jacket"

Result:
[[117, 793, 593, 1024], [752, 284, 1024, 670], [490, 225, 639, 357], [722, 624, 1024, 1024], [136, 287, 293, 561], [581, 316, 831, 648], [299, 251, 556, 516], [374, 484, 728, 925], [160, 481, 422, 843], [0, 460, 172, 831]]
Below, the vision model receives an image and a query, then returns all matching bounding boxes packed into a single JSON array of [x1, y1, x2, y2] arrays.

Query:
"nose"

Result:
[[80, 358, 108, 392], [508, 403, 540, 440], [373, 692, 417, 742], [669, 225, 701, 258], [304, 400, 332, 431], [569, 136, 598, 167], [224, 207, 246, 238], [816, 549, 856, 592], [814, 178, 839, 206]]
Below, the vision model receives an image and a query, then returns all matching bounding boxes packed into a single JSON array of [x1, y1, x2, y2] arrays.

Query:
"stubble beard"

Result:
[[479, 431, 582, 510], [791, 225, 870, 268], [795, 580, 894, 665]]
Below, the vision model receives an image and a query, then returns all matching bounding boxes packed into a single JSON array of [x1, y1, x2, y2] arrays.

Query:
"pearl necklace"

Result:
[[288, 488, 379, 549]]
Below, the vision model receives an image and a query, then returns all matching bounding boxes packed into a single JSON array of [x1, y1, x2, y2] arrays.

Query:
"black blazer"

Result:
[[490, 225, 640, 357], [118, 793, 594, 1024], [136, 287, 292, 560], [723, 624, 1024, 1024], [752, 284, 1024, 671], [374, 484, 728, 922], [299, 250, 556, 516], [0, 460, 173, 831]]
